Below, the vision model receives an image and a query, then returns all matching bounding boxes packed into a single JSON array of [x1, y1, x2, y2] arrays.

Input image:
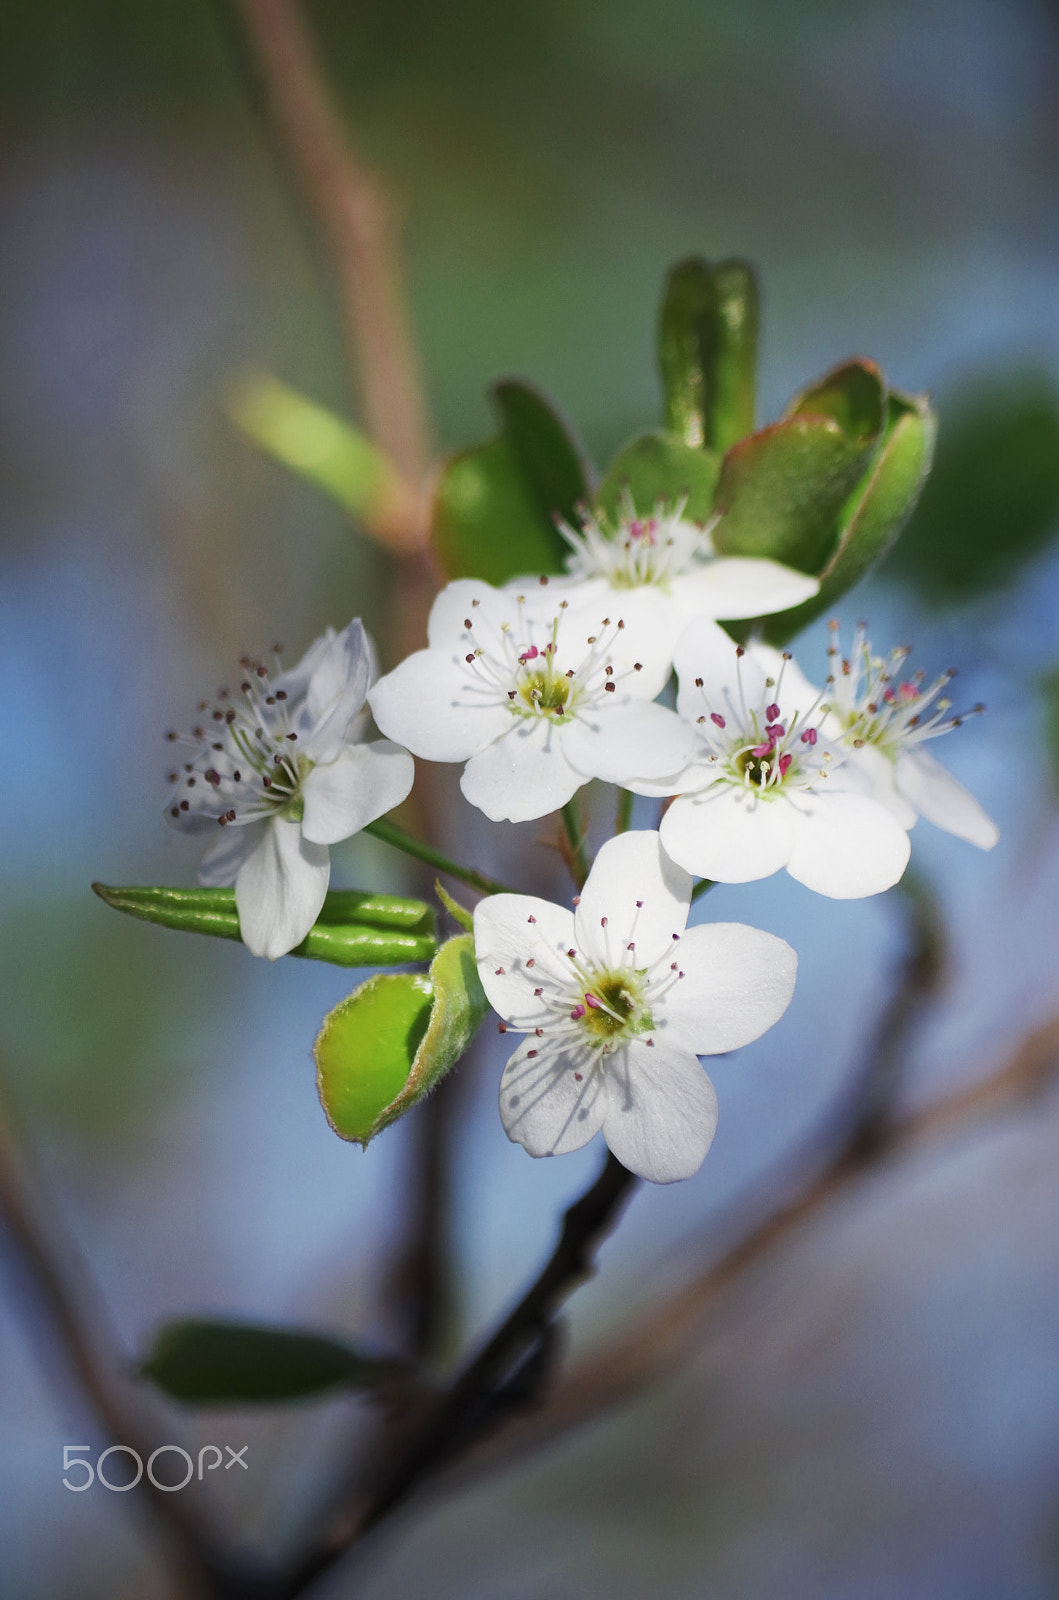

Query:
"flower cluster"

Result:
[[162, 496, 997, 1182]]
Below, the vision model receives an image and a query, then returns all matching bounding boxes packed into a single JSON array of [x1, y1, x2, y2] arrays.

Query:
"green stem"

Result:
[[560, 799, 591, 889], [690, 877, 716, 902], [614, 786, 634, 836], [365, 818, 513, 898]]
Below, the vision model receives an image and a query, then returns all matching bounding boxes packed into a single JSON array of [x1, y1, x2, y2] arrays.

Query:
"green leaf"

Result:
[[712, 359, 887, 576], [140, 1319, 406, 1404], [227, 371, 395, 519], [596, 430, 721, 523], [762, 389, 936, 642], [890, 367, 1059, 602], [316, 934, 489, 1146], [431, 380, 592, 585], [786, 357, 886, 442], [658, 256, 759, 453], [92, 884, 437, 967]]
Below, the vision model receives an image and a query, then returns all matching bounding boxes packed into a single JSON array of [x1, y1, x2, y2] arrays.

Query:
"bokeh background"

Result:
[[3, 1, 1059, 1594]]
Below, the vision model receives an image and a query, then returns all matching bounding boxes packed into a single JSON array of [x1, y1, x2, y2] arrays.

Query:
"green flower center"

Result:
[[518, 669, 571, 716], [580, 969, 654, 1040], [734, 750, 773, 787]]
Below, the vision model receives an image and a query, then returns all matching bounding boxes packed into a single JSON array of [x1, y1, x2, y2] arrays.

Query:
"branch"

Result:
[[0, 1072, 265, 1599], [450, 1009, 1059, 1486], [278, 1153, 638, 1594], [229, 0, 431, 540]]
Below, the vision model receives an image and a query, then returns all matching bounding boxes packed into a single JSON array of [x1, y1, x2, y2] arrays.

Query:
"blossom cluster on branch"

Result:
[[161, 498, 996, 1183]]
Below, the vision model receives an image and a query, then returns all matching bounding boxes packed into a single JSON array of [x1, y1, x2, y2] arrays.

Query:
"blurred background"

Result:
[[2, 0, 1059, 1594]]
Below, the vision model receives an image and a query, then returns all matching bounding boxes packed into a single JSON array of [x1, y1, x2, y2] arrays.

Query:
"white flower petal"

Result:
[[750, 644, 824, 721], [561, 700, 694, 785], [896, 749, 999, 850], [426, 578, 520, 649], [673, 622, 770, 720], [473, 894, 576, 1024], [301, 740, 415, 846], [368, 649, 512, 762], [846, 744, 918, 829], [624, 759, 718, 799], [234, 817, 331, 959], [660, 784, 796, 882], [569, 587, 676, 694], [294, 620, 374, 762], [601, 1039, 718, 1183], [272, 625, 335, 700], [785, 791, 911, 898], [499, 1039, 607, 1157], [196, 819, 270, 885], [574, 830, 690, 968], [670, 558, 818, 625], [460, 718, 582, 822], [659, 922, 797, 1055]]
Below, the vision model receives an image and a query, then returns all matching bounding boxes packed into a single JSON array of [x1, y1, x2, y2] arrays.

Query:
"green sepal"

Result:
[[434, 879, 474, 933], [712, 358, 888, 577], [763, 388, 937, 642], [315, 934, 489, 1146], [658, 256, 759, 453], [140, 1318, 408, 1405], [596, 430, 721, 524], [431, 380, 592, 584], [92, 883, 437, 967], [227, 372, 394, 519]]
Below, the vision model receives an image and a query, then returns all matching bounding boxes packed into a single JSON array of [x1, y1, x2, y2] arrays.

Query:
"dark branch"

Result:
[[445, 1011, 1059, 1491], [278, 1152, 637, 1594]]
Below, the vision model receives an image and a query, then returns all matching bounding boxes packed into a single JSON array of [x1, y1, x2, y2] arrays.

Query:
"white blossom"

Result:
[[165, 620, 414, 959], [817, 622, 999, 850], [367, 579, 695, 824], [633, 627, 912, 898], [530, 493, 819, 654], [473, 830, 796, 1183]]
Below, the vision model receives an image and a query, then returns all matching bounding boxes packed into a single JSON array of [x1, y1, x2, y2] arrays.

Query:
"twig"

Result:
[[230, 0, 431, 507], [560, 798, 590, 889], [364, 816, 513, 898], [0, 1072, 265, 1599], [386, 1064, 466, 1364], [277, 1153, 637, 1593]]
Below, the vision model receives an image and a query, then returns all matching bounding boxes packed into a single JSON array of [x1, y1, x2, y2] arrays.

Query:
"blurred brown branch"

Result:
[[231, 0, 431, 550], [0, 1072, 266, 1599]]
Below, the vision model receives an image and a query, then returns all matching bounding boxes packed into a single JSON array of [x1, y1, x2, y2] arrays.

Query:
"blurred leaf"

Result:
[[140, 1318, 406, 1404], [764, 389, 936, 641], [658, 256, 759, 453], [228, 372, 392, 515], [316, 934, 488, 1146], [712, 359, 887, 575], [890, 368, 1059, 602], [596, 430, 721, 522], [431, 380, 591, 584], [0, 902, 196, 1131], [1042, 667, 1059, 794], [92, 883, 437, 967]]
